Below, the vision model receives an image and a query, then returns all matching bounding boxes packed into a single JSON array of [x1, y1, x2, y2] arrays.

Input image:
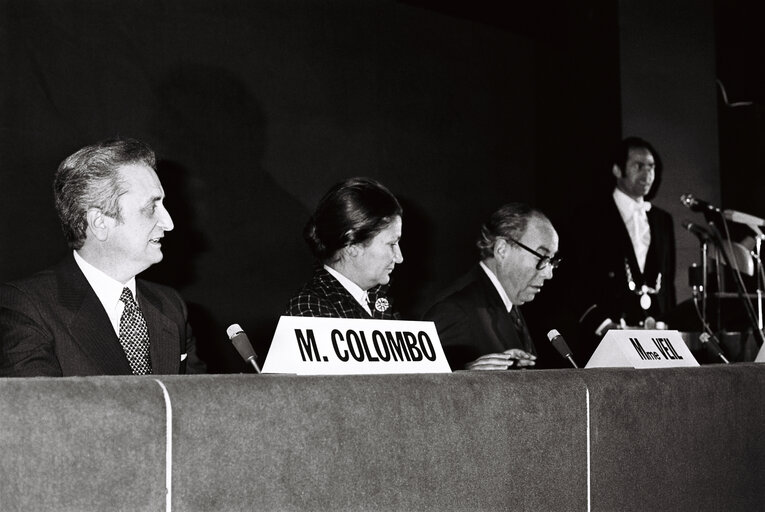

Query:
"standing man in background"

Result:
[[423, 203, 560, 370], [0, 138, 205, 376], [574, 137, 676, 357]]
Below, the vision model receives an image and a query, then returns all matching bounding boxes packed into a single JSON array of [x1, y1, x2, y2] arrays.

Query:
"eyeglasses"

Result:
[[506, 238, 562, 271]]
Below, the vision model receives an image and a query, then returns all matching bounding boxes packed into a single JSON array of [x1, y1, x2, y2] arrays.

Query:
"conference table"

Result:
[[1, 364, 763, 511]]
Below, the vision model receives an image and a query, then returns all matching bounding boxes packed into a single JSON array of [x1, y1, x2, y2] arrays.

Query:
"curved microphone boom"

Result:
[[680, 193, 720, 213], [226, 324, 262, 373], [547, 329, 578, 368], [723, 209, 765, 228]]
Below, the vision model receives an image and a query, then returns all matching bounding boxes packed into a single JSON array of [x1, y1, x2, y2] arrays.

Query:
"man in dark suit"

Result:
[[0, 138, 204, 376], [423, 203, 560, 370], [574, 137, 676, 358]]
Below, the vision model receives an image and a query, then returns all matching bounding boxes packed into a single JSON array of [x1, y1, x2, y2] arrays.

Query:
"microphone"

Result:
[[226, 323, 262, 373], [681, 193, 720, 213], [546, 329, 578, 368], [699, 332, 730, 364], [682, 220, 713, 242]]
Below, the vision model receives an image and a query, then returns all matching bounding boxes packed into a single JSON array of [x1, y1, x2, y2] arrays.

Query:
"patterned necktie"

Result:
[[509, 307, 536, 356], [118, 287, 152, 375]]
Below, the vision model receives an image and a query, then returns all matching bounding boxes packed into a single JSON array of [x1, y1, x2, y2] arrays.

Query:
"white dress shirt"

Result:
[[613, 187, 651, 272], [73, 250, 136, 336]]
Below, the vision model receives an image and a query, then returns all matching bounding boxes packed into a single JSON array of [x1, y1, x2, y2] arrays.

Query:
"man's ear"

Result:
[[612, 164, 623, 179], [494, 238, 508, 261], [86, 208, 110, 242]]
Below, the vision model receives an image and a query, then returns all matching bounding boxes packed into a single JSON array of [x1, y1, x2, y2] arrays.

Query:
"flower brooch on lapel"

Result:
[[374, 297, 389, 313]]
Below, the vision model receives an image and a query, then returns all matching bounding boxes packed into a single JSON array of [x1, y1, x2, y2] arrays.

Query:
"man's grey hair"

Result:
[[53, 138, 156, 250], [476, 202, 548, 260]]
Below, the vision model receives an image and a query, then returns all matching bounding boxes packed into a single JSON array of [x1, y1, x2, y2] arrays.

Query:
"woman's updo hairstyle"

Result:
[[304, 177, 402, 263]]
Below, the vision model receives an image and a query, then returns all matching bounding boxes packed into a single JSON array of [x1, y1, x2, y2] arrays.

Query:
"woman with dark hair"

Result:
[[285, 177, 403, 319]]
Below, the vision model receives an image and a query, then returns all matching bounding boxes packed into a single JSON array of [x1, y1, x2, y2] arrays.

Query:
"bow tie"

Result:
[[634, 201, 652, 214]]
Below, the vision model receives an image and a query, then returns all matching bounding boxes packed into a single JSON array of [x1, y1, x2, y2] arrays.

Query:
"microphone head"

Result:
[[681, 194, 720, 213], [226, 323, 244, 340], [226, 323, 257, 362], [698, 332, 728, 363], [547, 328, 574, 363], [682, 220, 713, 241]]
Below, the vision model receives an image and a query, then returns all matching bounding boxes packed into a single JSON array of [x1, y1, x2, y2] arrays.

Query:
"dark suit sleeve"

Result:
[[0, 283, 63, 377], [171, 289, 205, 374], [423, 300, 478, 371]]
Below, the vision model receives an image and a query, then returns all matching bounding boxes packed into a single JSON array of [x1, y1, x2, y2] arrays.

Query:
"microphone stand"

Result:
[[713, 245, 722, 332], [734, 219, 765, 332], [704, 215, 765, 347], [700, 238, 708, 327], [246, 358, 262, 374], [752, 233, 765, 332]]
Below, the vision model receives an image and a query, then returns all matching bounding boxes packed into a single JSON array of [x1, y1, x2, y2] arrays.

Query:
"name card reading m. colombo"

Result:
[[262, 316, 452, 375]]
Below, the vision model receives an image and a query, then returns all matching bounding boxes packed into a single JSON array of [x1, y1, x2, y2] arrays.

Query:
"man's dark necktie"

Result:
[[118, 287, 152, 375], [509, 306, 536, 356]]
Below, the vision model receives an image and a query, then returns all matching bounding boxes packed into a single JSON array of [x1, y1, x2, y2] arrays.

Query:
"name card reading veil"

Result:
[[585, 329, 699, 369], [263, 316, 452, 375]]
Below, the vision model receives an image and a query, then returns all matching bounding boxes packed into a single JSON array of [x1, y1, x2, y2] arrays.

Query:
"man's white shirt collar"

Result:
[[613, 187, 651, 224], [73, 250, 136, 334], [324, 264, 372, 316], [479, 261, 514, 313]]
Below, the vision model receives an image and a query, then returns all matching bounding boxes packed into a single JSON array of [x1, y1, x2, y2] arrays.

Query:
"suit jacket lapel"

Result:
[[607, 198, 643, 280], [318, 269, 372, 319], [138, 282, 180, 374], [643, 209, 662, 282], [474, 268, 522, 352], [56, 257, 132, 375]]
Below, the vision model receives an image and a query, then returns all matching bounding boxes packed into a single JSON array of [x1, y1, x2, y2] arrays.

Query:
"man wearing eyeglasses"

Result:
[[423, 203, 560, 370]]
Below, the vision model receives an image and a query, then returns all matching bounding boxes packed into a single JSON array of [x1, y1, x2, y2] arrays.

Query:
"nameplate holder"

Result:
[[262, 316, 452, 375], [585, 329, 699, 368]]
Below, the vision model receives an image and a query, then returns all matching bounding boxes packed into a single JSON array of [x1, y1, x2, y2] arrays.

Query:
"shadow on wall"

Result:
[[142, 64, 312, 373]]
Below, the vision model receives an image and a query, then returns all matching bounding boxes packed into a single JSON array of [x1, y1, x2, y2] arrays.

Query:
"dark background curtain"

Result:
[[1, 0, 760, 371]]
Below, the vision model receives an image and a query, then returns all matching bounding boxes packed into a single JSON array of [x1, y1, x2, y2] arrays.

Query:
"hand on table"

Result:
[[465, 349, 536, 370]]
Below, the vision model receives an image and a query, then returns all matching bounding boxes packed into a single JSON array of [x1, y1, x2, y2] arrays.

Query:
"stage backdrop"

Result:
[[0, 1, 626, 371]]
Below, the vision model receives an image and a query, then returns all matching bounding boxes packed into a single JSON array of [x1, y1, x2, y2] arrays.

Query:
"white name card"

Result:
[[756, 341, 765, 363], [262, 316, 452, 375], [585, 329, 699, 369]]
